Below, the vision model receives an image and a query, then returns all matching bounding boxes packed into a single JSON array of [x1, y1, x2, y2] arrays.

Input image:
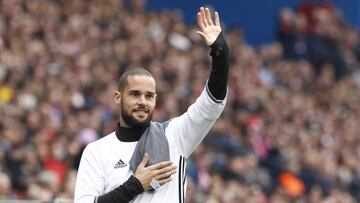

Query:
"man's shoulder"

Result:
[[150, 120, 170, 129], [86, 131, 117, 150]]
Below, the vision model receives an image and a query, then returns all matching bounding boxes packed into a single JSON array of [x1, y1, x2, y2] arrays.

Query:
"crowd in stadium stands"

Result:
[[0, 0, 360, 202]]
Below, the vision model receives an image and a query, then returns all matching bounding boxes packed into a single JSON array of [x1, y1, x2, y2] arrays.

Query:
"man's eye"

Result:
[[146, 94, 155, 99], [130, 92, 140, 96]]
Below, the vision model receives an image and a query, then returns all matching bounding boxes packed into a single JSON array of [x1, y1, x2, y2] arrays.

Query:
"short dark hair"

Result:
[[117, 67, 154, 92]]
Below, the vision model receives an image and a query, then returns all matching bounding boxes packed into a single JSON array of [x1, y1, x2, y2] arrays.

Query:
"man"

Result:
[[75, 7, 229, 203]]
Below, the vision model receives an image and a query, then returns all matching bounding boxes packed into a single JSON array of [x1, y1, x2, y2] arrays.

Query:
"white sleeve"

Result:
[[166, 86, 226, 158], [74, 144, 104, 203]]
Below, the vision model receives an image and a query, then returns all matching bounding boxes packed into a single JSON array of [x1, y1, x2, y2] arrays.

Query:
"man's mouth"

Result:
[[133, 109, 149, 113], [133, 109, 149, 118]]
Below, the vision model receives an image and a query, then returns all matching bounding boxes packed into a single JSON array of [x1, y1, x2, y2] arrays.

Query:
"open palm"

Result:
[[197, 7, 222, 46]]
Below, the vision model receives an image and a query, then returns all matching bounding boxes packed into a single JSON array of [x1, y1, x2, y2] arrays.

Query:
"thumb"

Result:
[[138, 153, 149, 168]]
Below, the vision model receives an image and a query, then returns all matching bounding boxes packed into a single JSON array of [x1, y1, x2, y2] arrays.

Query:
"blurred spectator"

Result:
[[277, 3, 350, 80], [0, 172, 11, 198]]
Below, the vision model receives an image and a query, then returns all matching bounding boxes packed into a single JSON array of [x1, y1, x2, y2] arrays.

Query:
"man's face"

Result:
[[115, 75, 156, 128]]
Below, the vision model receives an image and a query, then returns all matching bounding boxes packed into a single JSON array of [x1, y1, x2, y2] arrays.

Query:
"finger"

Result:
[[158, 177, 172, 185], [197, 12, 205, 31], [147, 161, 172, 170], [155, 165, 177, 175], [214, 11, 220, 26], [138, 153, 149, 168], [205, 8, 213, 25], [200, 7, 208, 26], [156, 168, 177, 180]]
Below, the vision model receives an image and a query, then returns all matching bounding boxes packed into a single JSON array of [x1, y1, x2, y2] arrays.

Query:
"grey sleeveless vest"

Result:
[[129, 121, 170, 172]]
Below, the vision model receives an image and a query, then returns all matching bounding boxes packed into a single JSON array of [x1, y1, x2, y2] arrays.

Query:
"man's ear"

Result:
[[114, 91, 122, 104]]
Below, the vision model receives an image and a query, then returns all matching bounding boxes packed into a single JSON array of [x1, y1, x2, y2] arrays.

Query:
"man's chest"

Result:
[[102, 142, 137, 193]]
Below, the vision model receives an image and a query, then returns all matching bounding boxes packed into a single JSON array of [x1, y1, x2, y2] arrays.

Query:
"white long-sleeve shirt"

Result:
[[74, 87, 226, 203]]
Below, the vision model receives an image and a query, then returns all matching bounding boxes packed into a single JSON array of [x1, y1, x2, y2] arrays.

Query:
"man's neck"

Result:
[[115, 123, 148, 142]]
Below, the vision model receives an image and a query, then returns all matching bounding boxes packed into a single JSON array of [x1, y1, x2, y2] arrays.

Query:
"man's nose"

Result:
[[137, 94, 146, 104]]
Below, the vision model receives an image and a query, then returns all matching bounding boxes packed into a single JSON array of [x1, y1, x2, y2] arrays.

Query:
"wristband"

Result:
[[150, 178, 161, 191]]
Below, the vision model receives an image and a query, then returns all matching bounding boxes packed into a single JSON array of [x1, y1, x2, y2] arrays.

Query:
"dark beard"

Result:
[[121, 101, 152, 128]]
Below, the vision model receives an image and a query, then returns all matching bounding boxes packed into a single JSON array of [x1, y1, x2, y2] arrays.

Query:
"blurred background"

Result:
[[0, 0, 360, 202]]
